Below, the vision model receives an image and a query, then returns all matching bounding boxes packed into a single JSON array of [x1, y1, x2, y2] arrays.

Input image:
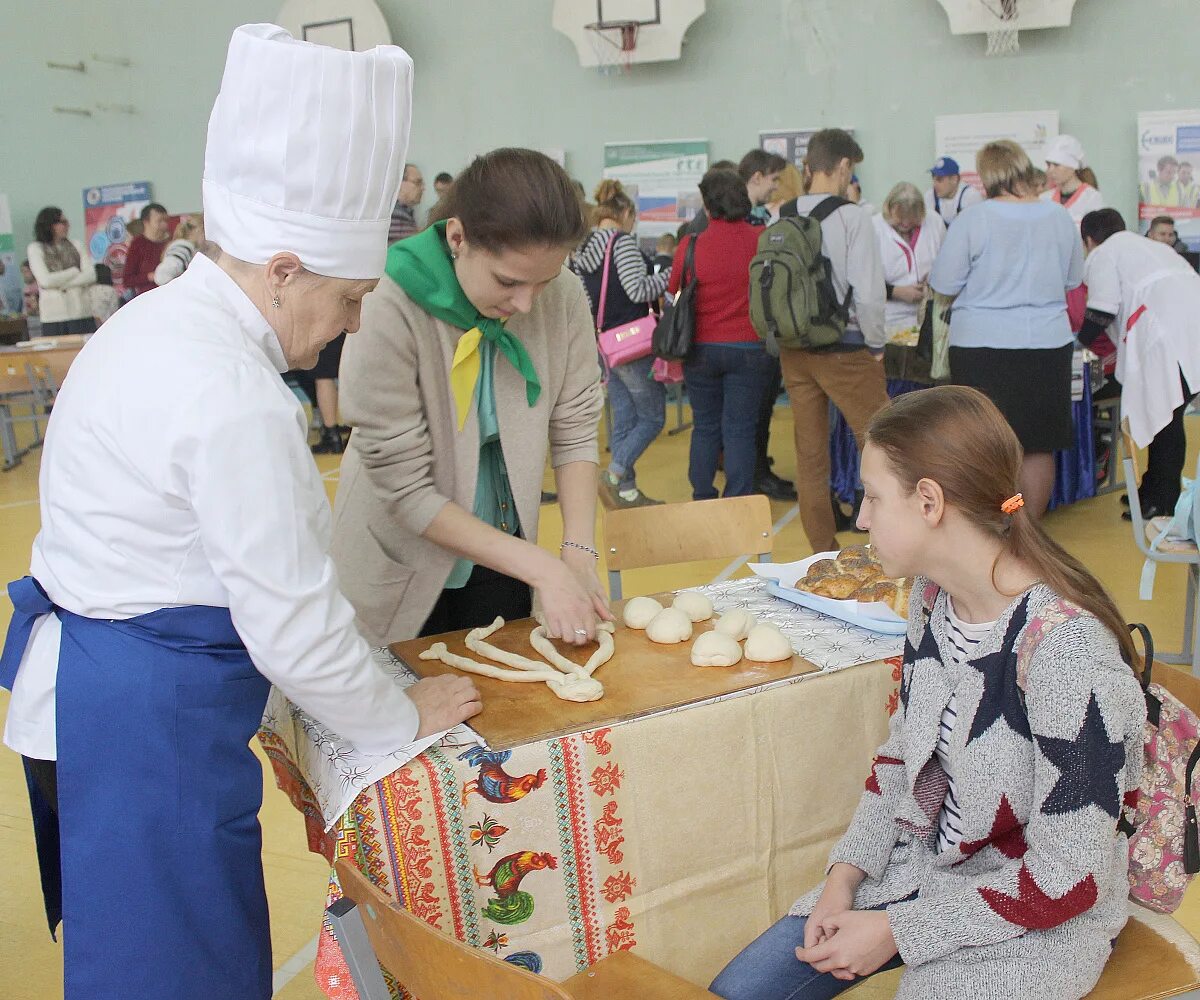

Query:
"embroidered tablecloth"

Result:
[[260, 652, 903, 997]]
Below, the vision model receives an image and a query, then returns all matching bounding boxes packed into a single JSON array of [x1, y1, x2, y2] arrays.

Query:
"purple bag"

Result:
[[595, 233, 654, 368]]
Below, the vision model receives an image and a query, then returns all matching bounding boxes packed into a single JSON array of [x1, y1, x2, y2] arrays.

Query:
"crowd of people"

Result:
[[567, 127, 1200, 551]]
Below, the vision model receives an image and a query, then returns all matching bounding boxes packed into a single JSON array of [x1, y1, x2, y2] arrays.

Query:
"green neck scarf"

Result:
[[385, 222, 541, 408]]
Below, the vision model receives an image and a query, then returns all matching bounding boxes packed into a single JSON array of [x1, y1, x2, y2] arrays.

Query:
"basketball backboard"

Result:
[[552, 0, 706, 70], [276, 0, 393, 51], [933, 0, 1079, 34]]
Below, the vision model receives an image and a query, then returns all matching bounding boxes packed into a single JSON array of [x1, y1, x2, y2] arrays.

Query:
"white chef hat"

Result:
[[203, 23, 413, 280], [1044, 134, 1086, 171]]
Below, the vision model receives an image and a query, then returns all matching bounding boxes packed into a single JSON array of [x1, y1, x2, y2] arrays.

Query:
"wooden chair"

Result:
[[1121, 425, 1200, 666], [602, 494, 774, 600], [328, 860, 717, 1000]]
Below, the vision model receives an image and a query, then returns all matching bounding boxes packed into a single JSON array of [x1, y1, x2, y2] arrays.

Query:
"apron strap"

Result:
[[0, 576, 55, 691]]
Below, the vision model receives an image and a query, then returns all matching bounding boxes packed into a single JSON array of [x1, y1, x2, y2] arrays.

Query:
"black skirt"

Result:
[[311, 331, 346, 379], [949, 343, 1074, 453]]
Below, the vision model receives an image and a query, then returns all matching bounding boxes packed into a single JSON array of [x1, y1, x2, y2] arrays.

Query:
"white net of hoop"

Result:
[[585, 21, 640, 74], [983, 0, 1020, 56]]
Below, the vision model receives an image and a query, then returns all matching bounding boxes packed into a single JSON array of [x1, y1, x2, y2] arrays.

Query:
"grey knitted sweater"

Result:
[[791, 580, 1146, 1000]]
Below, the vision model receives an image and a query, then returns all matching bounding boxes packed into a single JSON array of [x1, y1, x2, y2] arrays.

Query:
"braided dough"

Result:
[[530, 622, 616, 677], [420, 619, 614, 702]]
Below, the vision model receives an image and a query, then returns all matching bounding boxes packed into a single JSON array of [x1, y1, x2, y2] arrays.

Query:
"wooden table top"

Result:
[[394, 601, 821, 750]]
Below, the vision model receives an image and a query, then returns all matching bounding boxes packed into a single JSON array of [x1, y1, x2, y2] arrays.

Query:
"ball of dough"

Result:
[[546, 673, 605, 702], [622, 596, 664, 630], [645, 607, 693, 644], [744, 623, 792, 663], [690, 630, 743, 667], [672, 591, 714, 623], [714, 609, 757, 641]]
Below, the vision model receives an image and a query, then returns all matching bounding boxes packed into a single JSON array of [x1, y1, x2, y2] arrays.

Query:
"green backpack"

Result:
[[749, 196, 852, 354]]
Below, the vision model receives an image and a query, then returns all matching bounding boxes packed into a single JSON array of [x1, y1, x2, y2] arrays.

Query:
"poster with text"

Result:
[[602, 139, 708, 251], [83, 181, 152, 286], [934, 111, 1059, 193], [759, 127, 855, 170], [0, 195, 22, 315], [1137, 110, 1200, 248]]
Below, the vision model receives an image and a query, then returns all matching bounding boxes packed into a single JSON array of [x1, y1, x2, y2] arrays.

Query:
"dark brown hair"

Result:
[[699, 169, 752, 221], [1080, 208, 1126, 247], [805, 129, 863, 175], [427, 148, 586, 252], [591, 178, 636, 227], [738, 149, 787, 182], [34, 206, 64, 245], [866, 386, 1138, 667]]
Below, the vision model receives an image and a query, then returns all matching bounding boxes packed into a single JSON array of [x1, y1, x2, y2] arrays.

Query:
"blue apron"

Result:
[[1, 576, 273, 999]]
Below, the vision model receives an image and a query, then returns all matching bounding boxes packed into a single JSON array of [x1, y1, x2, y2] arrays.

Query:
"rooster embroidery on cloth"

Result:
[[474, 851, 558, 925], [459, 747, 548, 805]]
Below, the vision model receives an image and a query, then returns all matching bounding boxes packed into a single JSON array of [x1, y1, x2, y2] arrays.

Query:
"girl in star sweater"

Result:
[[711, 386, 1146, 1000]]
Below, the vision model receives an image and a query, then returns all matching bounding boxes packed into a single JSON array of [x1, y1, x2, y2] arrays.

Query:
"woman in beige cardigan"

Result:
[[332, 149, 612, 648]]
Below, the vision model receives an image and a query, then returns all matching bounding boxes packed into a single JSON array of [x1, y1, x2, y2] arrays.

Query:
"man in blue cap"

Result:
[[924, 156, 982, 227]]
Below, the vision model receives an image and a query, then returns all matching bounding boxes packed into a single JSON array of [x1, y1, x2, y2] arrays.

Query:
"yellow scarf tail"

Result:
[[450, 327, 484, 431]]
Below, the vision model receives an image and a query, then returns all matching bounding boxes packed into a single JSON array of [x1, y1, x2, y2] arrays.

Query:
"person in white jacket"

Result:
[[873, 182, 946, 343], [0, 24, 480, 1000], [1078, 208, 1200, 520], [1041, 134, 1104, 228], [25, 207, 96, 335]]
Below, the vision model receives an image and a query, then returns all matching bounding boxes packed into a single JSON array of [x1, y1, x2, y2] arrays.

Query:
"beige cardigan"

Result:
[[330, 269, 603, 647]]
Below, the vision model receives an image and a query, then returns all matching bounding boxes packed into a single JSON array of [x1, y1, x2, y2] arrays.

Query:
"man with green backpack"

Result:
[[749, 128, 889, 554]]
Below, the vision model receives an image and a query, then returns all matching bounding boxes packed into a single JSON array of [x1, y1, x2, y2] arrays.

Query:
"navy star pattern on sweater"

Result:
[[965, 596, 1032, 743], [901, 617, 940, 711], [1035, 692, 1126, 820]]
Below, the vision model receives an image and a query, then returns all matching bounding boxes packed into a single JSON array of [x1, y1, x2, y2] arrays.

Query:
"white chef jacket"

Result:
[[924, 183, 982, 227], [1084, 231, 1200, 446], [4, 252, 420, 760], [1041, 183, 1105, 229], [873, 213, 946, 336]]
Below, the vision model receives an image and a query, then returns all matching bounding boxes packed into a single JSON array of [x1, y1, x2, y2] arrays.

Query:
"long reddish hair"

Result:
[[866, 386, 1137, 667]]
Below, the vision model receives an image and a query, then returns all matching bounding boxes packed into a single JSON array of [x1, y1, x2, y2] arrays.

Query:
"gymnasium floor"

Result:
[[1, 401, 1197, 998]]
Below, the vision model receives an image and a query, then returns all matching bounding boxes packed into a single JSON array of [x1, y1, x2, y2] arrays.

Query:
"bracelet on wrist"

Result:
[[560, 541, 599, 559]]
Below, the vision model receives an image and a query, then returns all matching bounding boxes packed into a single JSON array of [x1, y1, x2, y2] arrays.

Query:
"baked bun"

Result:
[[836, 544, 874, 567], [799, 575, 860, 600], [851, 581, 897, 605], [804, 559, 841, 581]]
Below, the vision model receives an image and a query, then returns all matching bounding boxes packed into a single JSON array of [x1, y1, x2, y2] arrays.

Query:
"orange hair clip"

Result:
[[1001, 493, 1025, 515]]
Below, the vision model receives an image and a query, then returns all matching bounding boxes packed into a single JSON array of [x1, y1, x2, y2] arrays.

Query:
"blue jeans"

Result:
[[606, 354, 666, 489], [684, 343, 776, 499], [710, 912, 905, 1000]]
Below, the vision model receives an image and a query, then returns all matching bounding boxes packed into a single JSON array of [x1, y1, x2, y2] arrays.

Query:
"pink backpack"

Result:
[[1121, 624, 1200, 913]]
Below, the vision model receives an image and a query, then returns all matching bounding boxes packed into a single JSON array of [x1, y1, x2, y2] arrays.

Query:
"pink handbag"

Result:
[[595, 233, 654, 369], [652, 358, 685, 383]]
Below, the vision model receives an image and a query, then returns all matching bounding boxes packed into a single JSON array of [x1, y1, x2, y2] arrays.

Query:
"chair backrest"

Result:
[[603, 495, 774, 600], [333, 860, 570, 1000]]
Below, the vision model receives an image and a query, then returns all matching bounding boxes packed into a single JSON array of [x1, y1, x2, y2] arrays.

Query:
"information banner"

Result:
[[83, 181, 152, 285], [1137, 110, 1200, 248], [602, 139, 708, 252], [759, 127, 855, 170], [934, 111, 1059, 192], [0, 195, 22, 315]]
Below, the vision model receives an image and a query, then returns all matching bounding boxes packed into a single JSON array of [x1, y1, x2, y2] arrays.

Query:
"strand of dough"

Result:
[[419, 642, 605, 703], [465, 617, 550, 672], [419, 643, 559, 683], [529, 622, 616, 677]]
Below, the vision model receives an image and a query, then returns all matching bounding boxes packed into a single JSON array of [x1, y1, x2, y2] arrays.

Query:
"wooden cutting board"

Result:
[[393, 600, 821, 750]]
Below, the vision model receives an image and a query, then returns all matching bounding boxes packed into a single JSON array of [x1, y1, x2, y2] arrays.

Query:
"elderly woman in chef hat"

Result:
[[0, 25, 479, 1000]]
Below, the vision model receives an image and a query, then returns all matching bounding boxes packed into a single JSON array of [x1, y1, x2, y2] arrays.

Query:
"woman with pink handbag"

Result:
[[572, 180, 672, 508]]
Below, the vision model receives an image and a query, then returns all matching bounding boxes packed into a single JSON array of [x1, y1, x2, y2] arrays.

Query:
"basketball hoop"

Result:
[[584, 19, 640, 75], [982, 0, 1020, 56]]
